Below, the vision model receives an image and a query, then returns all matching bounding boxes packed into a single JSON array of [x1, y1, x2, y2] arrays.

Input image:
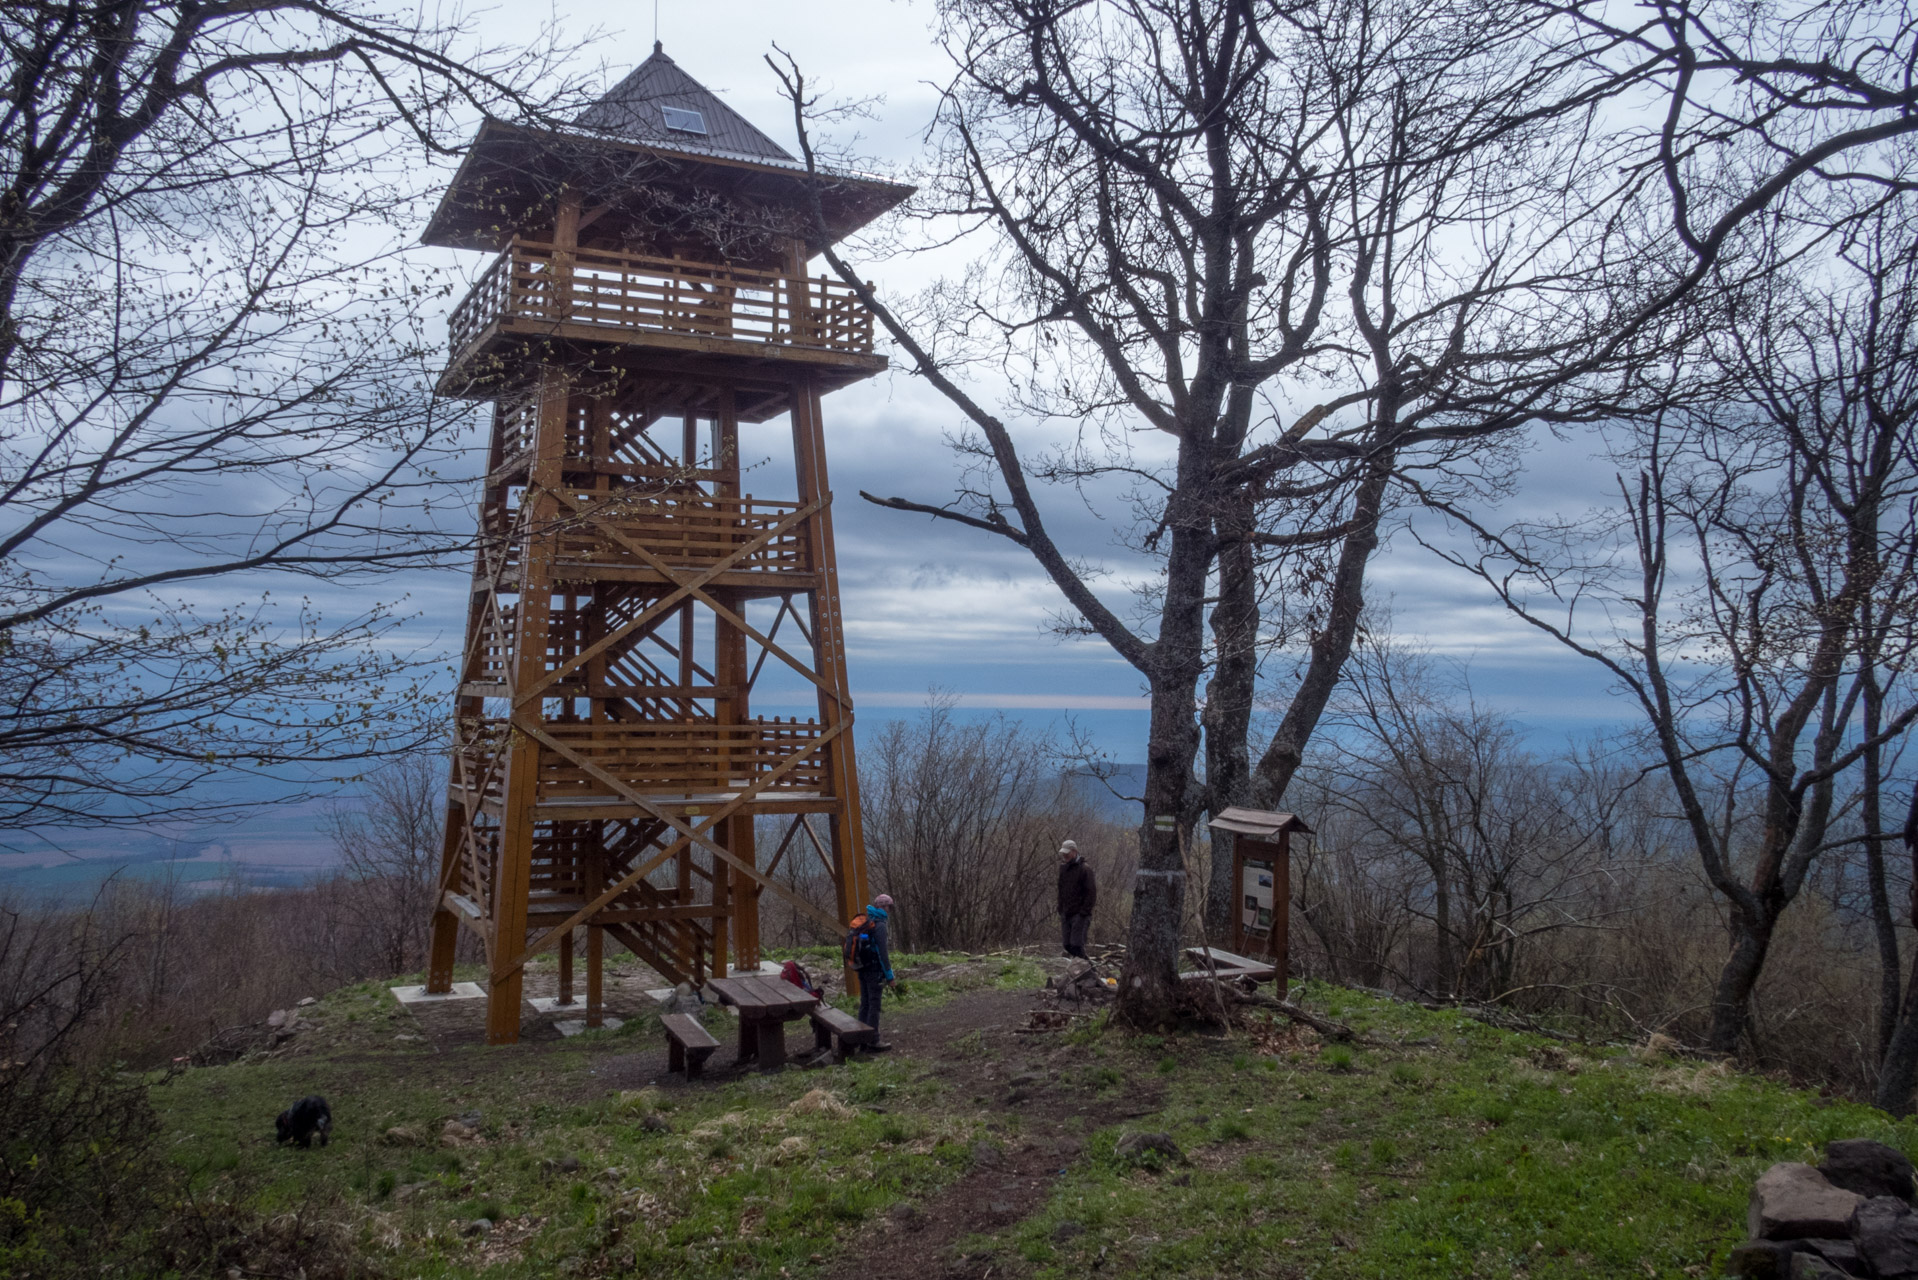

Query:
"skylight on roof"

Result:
[[662, 106, 708, 135]]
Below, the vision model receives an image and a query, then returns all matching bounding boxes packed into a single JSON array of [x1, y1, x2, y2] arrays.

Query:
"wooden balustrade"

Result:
[[473, 492, 813, 586], [448, 240, 876, 363], [453, 718, 831, 804], [537, 720, 830, 799]]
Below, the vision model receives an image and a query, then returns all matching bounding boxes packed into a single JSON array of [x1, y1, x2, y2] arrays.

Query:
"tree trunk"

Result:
[[1865, 670, 1901, 1062], [1250, 461, 1391, 805], [1708, 908, 1775, 1055], [1875, 947, 1918, 1115], [1202, 497, 1258, 938], [1873, 783, 1918, 1114], [1119, 686, 1202, 1027], [1117, 512, 1211, 1027]]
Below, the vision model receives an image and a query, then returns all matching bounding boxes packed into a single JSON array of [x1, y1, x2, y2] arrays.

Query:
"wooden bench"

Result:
[[808, 1005, 877, 1064], [1182, 946, 1278, 983], [661, 1012, 719, 1079], [1179, 965, 1266, 984]]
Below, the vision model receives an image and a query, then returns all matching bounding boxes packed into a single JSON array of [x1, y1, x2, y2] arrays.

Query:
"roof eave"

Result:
[[420, 117, 913, 253]]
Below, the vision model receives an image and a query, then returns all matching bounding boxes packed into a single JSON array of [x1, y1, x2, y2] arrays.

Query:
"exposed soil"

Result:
[[821, 984, 1160, 1280]]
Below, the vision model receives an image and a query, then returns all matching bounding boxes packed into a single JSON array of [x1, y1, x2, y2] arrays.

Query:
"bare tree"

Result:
[[1306, 635, 1636, 1001], [0, 2, 589, 833], [864, 697, 1096, 953], [322, 750, 445, 977], [1446, 199, 1918, 1056], [774, 0, 1665, 1025]]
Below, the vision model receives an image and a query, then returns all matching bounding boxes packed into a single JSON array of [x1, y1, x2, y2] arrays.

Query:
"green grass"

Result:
[[146, 970, 1918, 1280], [990, 982, 1918, 1279], [152, 980, 980, 1278]]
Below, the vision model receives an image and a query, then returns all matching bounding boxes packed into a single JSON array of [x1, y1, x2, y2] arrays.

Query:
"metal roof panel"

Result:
[[573, 46, 796, 166]]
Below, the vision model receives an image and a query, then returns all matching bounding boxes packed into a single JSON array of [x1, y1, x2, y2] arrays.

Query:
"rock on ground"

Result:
[[1820, 1139, 1917, 1203], [1749, 1163, 1863, 1240], [1727, 1239, 1797, 1278], [1852, 1195, 1918, 1279]]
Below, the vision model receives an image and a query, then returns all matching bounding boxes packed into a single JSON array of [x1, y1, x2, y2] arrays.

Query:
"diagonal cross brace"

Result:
[[514, 493, 823, 707], [555, 490, 849, 708], [489, 719, 848, 982]]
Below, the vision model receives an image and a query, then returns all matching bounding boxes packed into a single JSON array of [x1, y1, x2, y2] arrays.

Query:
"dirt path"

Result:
[[825, 985, 1157, 1280]]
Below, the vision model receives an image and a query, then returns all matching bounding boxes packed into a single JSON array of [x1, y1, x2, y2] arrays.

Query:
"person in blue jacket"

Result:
[[855, 893, 896, 1051]]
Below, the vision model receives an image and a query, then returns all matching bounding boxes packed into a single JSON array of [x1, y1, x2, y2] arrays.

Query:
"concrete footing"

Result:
[[389, 982, 485, 1004], [554, 1017, 624, 1037]]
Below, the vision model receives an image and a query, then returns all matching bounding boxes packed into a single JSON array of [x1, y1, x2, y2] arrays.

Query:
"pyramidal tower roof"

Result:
[[572, 44, 797, 166]]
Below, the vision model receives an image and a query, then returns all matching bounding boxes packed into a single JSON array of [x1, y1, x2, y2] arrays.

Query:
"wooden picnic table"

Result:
[[706, 974, 819, 1069]]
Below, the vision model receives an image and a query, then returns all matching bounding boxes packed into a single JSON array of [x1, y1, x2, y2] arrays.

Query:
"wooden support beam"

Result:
[[792, 373, 870, 991], [486, 363, 569, 1045]]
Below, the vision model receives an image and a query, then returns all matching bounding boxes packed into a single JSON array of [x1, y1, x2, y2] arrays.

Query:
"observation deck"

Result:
[[440, 240, 885, 399]]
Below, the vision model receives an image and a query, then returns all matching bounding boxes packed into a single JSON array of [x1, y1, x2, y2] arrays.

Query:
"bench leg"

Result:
[[688, 1046, 713, 1080], [669, 1038, 685, 1075], [737, 1019, 758, 1065], [759, 1019, 788, 1070], [814, 1020, 833, 1054]]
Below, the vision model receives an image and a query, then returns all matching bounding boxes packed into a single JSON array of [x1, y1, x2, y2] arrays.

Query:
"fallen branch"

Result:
[[1429, 1000, 1580, 1043], [1221, 988, 1368, 1044]]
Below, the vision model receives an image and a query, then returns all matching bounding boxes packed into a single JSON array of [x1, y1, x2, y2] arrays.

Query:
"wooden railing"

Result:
[[448, 240, 876, 361], [552, 492, 809, 576], [455, 719, 831, 802], [537, 720, 830, 800], [473, 491, 811, 593]]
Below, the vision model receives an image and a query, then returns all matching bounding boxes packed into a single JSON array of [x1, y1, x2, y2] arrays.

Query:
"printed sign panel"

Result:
[[1242, 856, 1274, 934]]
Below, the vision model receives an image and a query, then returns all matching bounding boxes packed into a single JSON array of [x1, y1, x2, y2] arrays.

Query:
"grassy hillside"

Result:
[[151, 959, 1918, 1279]]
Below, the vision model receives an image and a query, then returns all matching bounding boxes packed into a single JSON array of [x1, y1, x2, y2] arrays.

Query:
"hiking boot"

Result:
[[867, 1041, 894, 1053]]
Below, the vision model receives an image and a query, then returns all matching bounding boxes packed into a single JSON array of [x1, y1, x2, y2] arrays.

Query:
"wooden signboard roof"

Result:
[[1207, 807, 1313, 838]]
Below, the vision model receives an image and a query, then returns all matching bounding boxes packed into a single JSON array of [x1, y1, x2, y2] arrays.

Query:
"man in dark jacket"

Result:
[[1057, 841, 1096, 960]]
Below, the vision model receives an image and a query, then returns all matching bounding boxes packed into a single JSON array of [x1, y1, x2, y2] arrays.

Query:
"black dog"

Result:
[[274, 1095, 331, 1149]]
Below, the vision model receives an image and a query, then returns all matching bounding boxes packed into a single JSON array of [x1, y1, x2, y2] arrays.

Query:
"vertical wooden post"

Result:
[[586, 919, 605, 1028], [785, 238, 813, 345], [429, 399, 516, 993], [426, 808, 463, 992], [488, 364, 568, 1045], [1274, 830, 1293, 993], [552, 194, 580, 321], [790, 372, 868, 994], [1226, 832, 1244, 959], [712, 386, 759, 972], [557, 929, 574, 1006]]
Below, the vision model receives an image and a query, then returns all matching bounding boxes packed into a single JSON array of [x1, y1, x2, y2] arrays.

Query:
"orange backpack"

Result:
[[842, 913, 879, 969]]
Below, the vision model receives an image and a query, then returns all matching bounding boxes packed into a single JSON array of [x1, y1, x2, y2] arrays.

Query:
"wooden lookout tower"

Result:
[[420, 48, 909, 1043]]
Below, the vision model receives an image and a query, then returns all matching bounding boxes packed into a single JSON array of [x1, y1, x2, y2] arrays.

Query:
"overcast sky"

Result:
[[517, 0, 1630, 735], [7, 0, 1640, 877]]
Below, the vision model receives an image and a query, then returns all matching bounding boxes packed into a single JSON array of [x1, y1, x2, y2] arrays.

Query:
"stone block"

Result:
[[1852, 1195, 1918, 1278], [1821, 1139, 1917, 1203], [1727, 1239, 1795, 1278], [1750, 1163, 1863, 1240]]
